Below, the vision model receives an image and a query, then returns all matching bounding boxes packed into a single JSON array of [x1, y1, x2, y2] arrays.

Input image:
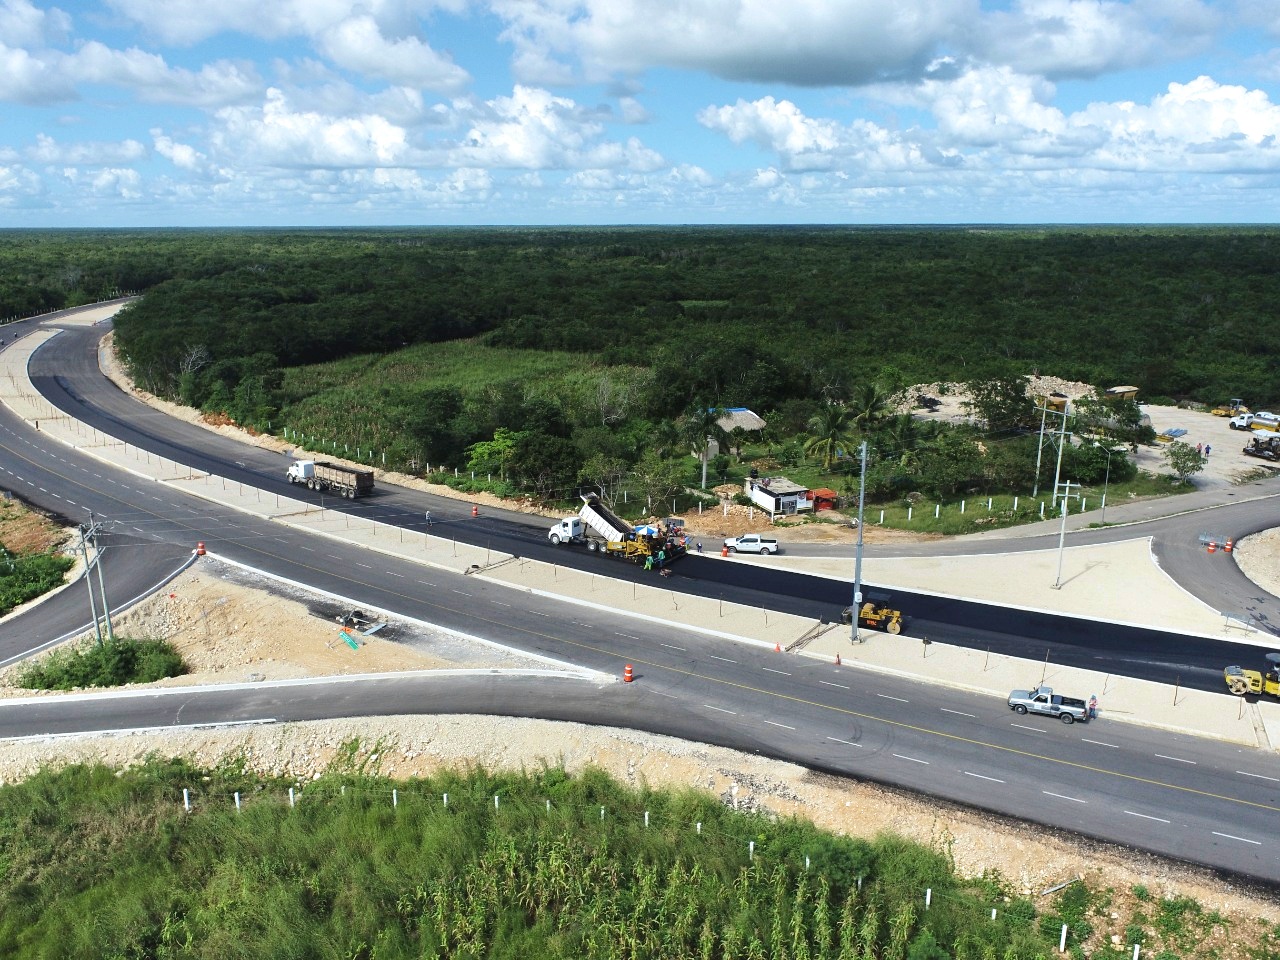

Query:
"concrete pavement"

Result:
[[2, 309, 1278, 751]]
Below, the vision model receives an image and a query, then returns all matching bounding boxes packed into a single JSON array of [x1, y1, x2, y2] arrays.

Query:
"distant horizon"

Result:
[[2, 2, 1279, 227], [3, 222, 1280, 232]]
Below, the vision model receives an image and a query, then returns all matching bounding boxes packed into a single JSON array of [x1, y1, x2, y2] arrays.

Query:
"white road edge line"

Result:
[[1043, 791, 1087, 804], [1211, 831, 1261, 845], [1124, 811, 1170, 823]]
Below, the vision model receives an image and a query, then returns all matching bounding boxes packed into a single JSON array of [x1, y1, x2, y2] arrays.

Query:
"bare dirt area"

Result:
[[0, 496, 71, 555]]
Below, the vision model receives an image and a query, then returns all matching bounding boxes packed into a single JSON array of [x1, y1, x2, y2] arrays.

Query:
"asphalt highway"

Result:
[[1, 313, 1279, 882], [26, 321, 1276, 694]]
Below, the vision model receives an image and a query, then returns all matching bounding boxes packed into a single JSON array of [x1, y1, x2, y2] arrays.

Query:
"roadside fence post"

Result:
[[183, 788, 190, 812], [934, 504, 940, 519], [1059, 923, 1068, 952], [748, 840, 754, 861], [925, 888, 931, 909], [392, 789, 398, 808], [289, 787, 295, 808], [234, 792, 241, 812]]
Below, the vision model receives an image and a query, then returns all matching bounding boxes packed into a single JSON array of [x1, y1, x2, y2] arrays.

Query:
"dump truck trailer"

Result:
[[286, 460, 375, 498]]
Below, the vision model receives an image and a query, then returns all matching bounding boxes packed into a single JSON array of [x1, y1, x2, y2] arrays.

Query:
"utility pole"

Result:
[[1051, 480, 1080, 590], [77, 524, 103, 647], [851, 441, 868, 643], [82, 512, 115, 644], [1031, 404, 1069, 499]]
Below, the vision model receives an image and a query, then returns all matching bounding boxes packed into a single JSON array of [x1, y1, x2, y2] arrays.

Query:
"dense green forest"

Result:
[[0, 759, 1258, 959], [4, 226, 1274, 508]]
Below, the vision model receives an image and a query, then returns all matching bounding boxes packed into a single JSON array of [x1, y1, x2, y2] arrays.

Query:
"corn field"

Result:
[[0, 758, 1073, 959]]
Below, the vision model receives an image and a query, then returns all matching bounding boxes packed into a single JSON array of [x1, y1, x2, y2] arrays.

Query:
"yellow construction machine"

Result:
[[1224, 653, 1280, 698], [1211, 398, 1249, 417], [842, 597, 904, 635]]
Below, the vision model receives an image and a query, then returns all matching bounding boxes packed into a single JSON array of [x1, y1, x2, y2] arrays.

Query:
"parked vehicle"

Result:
[[286, 460, 374, 498], [722, 533, 779, 555], [548, 494, 686, 564], [1007, 686, 1089, 723], [1212, 398, 1249, 417], [1243, 433, 1280, 461], [1230, 411, 1280, 432]]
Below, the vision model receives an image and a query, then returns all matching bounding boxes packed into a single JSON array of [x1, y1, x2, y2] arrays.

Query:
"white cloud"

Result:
[[494, 0, 971, 86], [974, 0, 1218, 80], [0, 162, 42, 205], [447, 84, 665, 171], [316, 14, 469, 92], [71, 42, 261, 107], [86, 167, 145, 199], [702, 71, 1280, 180], [0, 0, 71, 47], [211, 88, 411, 168], [152, 131, 206, 171], [28, 133, 147, 164], [0, 42, 74, 104], [1075, 76, 1280, 169]]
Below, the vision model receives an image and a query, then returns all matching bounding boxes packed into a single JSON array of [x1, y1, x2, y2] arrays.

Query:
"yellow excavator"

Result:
[[1224, 653, 1280, 698]]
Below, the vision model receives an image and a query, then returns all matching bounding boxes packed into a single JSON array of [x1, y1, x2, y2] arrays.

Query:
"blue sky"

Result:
[[1, 0, 1279, 226]]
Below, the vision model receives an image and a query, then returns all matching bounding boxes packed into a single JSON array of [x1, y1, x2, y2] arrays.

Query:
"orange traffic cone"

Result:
[[195, 541, 206, 556], [775, 642, 782, 653], [721, 545, 728, 557], [1207, 541, 1217, 554], [1225, 538, 1234, 553], [623, 663, 634, 682], [471, 504, 479, 517]]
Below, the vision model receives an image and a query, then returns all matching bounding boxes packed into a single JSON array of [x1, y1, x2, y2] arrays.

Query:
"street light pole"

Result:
[[851, 440, 867, 643], [1099, 445, 1113, 525]]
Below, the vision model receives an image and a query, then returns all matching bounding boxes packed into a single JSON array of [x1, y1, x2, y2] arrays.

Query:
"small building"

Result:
[[708, 407, 767, 458], [811, 487, 839, 511], [744, 476, 813, 518]]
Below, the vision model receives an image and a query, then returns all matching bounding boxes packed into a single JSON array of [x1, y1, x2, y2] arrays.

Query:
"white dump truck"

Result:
[[286, 460, 375, 498], [548, 494, 686, 564]]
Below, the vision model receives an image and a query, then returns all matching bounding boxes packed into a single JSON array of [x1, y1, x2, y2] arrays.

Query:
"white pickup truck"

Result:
[[723, 533, 780, 555], [1007, 686, 1089, 724]]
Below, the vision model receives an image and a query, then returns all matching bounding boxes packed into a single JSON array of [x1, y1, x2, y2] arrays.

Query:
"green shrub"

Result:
[[15, 637, 187, 690], [0, 549, 73, 616]]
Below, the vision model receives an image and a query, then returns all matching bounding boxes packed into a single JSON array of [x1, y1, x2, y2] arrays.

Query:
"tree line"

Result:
[[3, 226, 1269, 506]]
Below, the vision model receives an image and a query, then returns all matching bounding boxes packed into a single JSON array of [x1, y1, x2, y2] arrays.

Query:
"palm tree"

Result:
[[803, 405, 858, 470], [848, 381, 893, 431], [677, 404, 731, 489]]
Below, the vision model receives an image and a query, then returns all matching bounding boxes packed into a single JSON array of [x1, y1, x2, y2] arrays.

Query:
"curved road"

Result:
[[1, 312, 1278, 884]]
